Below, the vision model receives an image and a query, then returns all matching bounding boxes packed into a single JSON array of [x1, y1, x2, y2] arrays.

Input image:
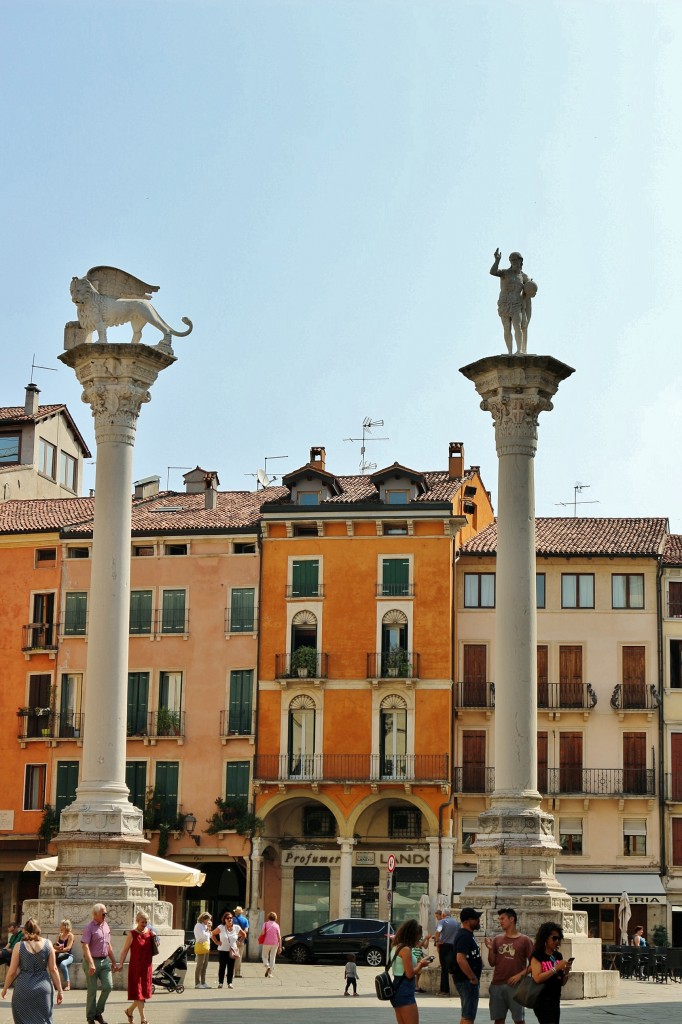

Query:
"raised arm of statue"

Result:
[[489, 248, 502, 277]]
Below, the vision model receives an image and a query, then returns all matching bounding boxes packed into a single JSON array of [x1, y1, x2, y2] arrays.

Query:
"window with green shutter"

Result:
[[292, 560, 319, 597], [127, 673, 149, 735], [130, 590, 153, 634], [126, 761, 147, 811], [228, 671, 253, 734], [155, 761, 179, 819], [230, 589, 255, 632], [55, 761, 79, 816], [161, 589, 186, 633], [64, 592, 88, 635], [226, 761, 250, 803], [381, 558, 409, 596]]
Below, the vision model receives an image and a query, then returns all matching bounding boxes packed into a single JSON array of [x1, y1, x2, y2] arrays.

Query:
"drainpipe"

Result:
[[437, 537, 459, 898], [247, 521, 265, 912], [656, 555, 666, 878]]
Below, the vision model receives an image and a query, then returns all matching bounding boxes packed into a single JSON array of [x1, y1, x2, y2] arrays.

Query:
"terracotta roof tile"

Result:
[[0, 498, 95, 534], [263, 470, 469, 508], [663, 534, 682, 567], [460, 517, 668, 558], [0, 404, 65, 423]]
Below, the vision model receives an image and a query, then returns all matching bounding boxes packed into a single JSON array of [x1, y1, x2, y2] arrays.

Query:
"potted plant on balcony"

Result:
[[385, 646, 410, 678], [156, 706, 181, 737], [291, 645, 318, 679]]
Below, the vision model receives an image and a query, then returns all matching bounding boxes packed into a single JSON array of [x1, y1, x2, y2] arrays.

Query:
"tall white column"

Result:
[[337, 838, 356, 918]]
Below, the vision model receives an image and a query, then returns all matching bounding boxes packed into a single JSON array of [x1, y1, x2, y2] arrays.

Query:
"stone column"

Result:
[[247, 838, 264, 958], [337, 837, 356, 918], [458, 356, 589, 944], [22, 341, 182, 983]]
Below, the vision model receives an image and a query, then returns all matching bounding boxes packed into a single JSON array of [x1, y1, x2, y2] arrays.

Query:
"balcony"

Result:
[[276, 652, 329, 680], [219, 709, 252, 737], [285, 584, 325, 598], [17, 711, 83, 741], [253, 753, 449, 784], [154, 609, 190, 635], [540, 767, 656, 797], [667, 598, 682, 618], [538, 682, 598, 711], [456, 681, 495, 709], [224, 608, 258, 633], [148, 709, 185, 739], [367, 651, 420, 680], [453, 766, 495, 794], [610, 683, 661, 712], [21, 623, 59, 652], [376, 583, 415, 598]]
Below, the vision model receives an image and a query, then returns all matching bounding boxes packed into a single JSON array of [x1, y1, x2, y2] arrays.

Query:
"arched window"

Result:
[[381, 609, 408, 677], [288, 694, 316, 778], [291, 609, 318, 651], [380, 694, 407, 779]]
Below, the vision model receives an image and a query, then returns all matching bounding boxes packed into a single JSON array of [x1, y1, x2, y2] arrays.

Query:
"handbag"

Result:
[[149, 929, 161, 957], [512, 974, 543, 1009], [375, 945, 405, 1002], [258, 931, 265, 945], [56, 952, 71, 964], [229, 947, 240, 959], [194, 940, 210, 955]]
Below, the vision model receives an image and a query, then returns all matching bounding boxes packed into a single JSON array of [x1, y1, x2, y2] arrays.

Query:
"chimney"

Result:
[[24, 383, 40, 416], [448, 441, 464, 479], [204, 471, 219, 510], [309, 446, 326, 471], [133, 476, 160, 500]]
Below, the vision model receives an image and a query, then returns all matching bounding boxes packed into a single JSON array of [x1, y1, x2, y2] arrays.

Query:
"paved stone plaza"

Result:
[[19, 964, 680, 1023]]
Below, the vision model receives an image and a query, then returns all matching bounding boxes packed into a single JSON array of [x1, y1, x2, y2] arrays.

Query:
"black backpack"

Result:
[[375, 945, 406, 1001]]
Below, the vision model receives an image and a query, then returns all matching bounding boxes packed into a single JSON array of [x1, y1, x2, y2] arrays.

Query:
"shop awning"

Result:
[[453, 870, 665, 902], [23, 854, 206, 888]]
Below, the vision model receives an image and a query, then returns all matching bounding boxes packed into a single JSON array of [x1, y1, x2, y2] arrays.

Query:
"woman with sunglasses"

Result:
[[211, 912, 246, 990], [529, 922, 572, 1024]]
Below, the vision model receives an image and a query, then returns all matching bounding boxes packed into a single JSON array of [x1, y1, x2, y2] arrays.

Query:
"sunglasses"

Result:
[[550, 935, 561, 941]]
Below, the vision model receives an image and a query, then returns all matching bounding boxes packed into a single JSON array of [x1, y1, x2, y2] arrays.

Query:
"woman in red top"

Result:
[[118, 911, 156, 1024]]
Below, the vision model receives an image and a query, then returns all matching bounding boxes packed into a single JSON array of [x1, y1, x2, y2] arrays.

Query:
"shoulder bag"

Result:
[[512, 973, 543, 1009], [375, 945, 406, 1002], [149, 929, 161, 957]]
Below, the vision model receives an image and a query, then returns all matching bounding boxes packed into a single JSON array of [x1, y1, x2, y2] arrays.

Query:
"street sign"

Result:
[[386, 890, 392, 904], [387, 854, 396, 873]]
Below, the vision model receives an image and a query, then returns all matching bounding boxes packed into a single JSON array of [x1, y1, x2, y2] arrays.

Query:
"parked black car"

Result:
[[281, 918, 392, 966]]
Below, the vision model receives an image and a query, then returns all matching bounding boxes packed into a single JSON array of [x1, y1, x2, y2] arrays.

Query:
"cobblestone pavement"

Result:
[[9, 964, 680, 1024]]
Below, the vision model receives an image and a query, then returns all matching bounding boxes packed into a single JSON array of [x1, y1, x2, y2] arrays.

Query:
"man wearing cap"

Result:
[[453, 908, 483, 1024], [484, 908, 533, 1024], [435, 908, 460, 996], [81, 903, 118, 1024]]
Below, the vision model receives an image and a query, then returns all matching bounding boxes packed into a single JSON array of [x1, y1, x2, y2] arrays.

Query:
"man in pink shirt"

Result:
[[81, 903, 118, 1024]]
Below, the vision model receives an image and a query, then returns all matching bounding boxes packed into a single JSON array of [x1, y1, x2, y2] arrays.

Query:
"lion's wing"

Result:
[[87, 266, 159, 301]]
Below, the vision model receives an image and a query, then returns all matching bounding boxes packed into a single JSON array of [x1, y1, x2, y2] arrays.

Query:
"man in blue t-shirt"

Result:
[[233, 906, 249, 977], [452, 908, 483, 1024]]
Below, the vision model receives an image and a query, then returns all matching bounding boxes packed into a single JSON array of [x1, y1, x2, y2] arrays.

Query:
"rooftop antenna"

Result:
[[166, 466, 192, 490], [30, 353, 58, 384], [246, 454, 288, 489], [556, 481, 600, 517], [344, 416, 389, 473]]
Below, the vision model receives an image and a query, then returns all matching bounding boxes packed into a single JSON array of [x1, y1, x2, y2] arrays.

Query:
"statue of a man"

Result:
[[489, 249, 538, 355]]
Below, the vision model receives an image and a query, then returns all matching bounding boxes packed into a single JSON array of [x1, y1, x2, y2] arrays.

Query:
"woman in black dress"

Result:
[[529, 922, 572, 1024]]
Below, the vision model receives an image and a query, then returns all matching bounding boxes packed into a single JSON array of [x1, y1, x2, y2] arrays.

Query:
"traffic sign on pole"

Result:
[[387, 854, 396, 873], [386, 890, 392, 904]]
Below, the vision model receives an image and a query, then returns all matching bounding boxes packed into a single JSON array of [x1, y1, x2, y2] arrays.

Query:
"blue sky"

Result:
[[3, 0, 682, 526]]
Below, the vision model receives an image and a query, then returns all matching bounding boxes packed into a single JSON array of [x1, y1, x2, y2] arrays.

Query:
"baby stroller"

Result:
[[151, 940, 192, 994]]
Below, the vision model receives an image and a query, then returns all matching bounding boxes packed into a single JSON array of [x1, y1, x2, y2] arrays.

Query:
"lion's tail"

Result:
[[170, 317, 193, 338]]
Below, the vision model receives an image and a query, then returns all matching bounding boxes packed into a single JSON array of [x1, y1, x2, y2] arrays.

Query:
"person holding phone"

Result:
[[529, 923, 572, 1024]]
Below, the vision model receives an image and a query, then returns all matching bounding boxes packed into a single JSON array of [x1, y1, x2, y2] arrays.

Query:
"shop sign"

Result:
[[281, 847, 432, 867], [572, 895, 662, 905], [355, 852, 375, 865], [0, 811, 14, 831]]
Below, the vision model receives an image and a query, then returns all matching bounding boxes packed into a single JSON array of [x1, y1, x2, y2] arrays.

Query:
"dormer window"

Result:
[[385, 489, 409, 505], [297, 491, 320, 506], [371, 463, 427, 505]]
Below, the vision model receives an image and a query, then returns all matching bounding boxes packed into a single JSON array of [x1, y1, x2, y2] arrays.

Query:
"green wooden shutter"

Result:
[[65, 592, 88, 635], [231, 589, 255, 632], [226, 761, 250, 802], [162, 589, 186, 633], [125, 761, 147, 810], [292, 560, 318, 597], [382, 559, 409, 596], [55, 761, 79, 816], [127, 673, 149, 734], [130, 591, 153, 634], [155, 761, 179, 818], [229, 671, 253, 734]]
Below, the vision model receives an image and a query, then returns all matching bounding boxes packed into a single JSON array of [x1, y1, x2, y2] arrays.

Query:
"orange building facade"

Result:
[[252, 444, 493, 939]]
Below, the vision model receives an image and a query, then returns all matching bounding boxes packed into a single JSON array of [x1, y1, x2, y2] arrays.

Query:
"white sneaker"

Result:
[[228, 983, 234, 989]]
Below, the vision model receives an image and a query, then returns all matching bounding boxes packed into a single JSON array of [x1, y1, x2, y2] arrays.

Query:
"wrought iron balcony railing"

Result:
[[148, 709, 185, 738], [219, 709, 253, 737], [16, 711, 83, 740], [22, 623, 59, 651], [456, 681, 495, 708], [538, 682, 597, 710], [275, 652, 329, 679], [453, 766, 655, 797], [253, 753, 449, 783], [376, 583, 415, 597], [610, 683, 661, 711], [366, 651, 420, 679], [224, 608, 258, 633], [453, 766, 495, 794], [154, 608, 190, 635]]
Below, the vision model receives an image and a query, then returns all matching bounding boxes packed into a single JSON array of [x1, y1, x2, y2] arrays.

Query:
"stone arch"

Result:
[[288, 692, 316, 711], [346, 791, 439, 836], [382, 608, 408, 625], [256, 791, 347, 834], [292, 609, 317, 626], [380, 693, 407, 710]]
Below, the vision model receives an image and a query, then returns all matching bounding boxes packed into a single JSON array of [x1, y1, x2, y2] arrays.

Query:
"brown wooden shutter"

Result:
[[559, 732, 583, 792], [623, 732, 646, 794], [672, 734, 682, 802], [559, 646, 583, 708], [462, 730, 486, 792], [672, 819, 682, 866], [537, 646, 549, 707], [669, 581, 682, 617], [463, 645, 487, 706], [622, 646, 646, 708], [537, 731, 548, 793]]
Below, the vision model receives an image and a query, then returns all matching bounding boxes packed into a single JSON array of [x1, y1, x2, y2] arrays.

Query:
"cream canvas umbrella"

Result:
[[24, 854, 205, 887], [618, 891, 632, 945], [419, 893, 430, 936]]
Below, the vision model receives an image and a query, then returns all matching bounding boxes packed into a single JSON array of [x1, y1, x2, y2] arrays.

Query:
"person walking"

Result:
[[388, 918, 430, 1024], [452, 908, 484, 1024], [193, 913, 212, 989], [529, 922, 572, 1024], [232, 907, 249, 978], [260, 912, 281, 977], [117, 910, 156, 1024], [81, 902, 117, 1024], [484, 908, 533, 1024], [344, 953, 358, 996], [211, 911, 245, 989], [1, 917, 63, 1024], [435, 909, 460, 997], [53, 919, 75, 992]]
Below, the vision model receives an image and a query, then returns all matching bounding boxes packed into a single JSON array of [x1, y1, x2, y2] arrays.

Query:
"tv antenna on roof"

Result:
[[556, 481, 600, 517], [344, 416, 389, 474], [30, 353, 58, 384], [246, 454, 288, 489]]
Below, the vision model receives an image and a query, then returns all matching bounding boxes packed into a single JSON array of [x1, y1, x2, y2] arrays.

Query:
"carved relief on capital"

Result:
[[480, 389, 554, 455], [81, 379, 152, 444]]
